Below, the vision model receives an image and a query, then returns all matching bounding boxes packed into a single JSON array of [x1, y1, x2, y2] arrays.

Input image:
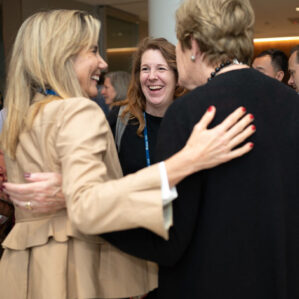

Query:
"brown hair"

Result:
[[120, 37, 186, 136], [176, 0, 255, 66]]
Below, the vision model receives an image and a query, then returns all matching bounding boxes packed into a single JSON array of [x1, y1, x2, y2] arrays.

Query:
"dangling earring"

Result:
[[191, 55, 196, 62]]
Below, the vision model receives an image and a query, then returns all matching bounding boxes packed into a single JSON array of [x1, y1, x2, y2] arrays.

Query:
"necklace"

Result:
[[208, 59, 243, 81]]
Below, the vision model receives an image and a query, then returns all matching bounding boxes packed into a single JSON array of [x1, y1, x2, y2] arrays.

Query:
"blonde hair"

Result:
[[176, 0, 255, 66], [1, 10, 100, 158], [119, 37, 186, 136]]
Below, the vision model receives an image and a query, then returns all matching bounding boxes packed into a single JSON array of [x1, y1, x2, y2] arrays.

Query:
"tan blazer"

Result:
[[0, 94, 168, 299]]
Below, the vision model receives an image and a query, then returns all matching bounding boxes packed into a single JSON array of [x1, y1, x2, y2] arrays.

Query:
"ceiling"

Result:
[[77, 0, 299, 38]]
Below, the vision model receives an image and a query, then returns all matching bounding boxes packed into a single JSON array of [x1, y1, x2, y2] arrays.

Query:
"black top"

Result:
[[103, 69, 299, 299], [108, 107, 162, 175]]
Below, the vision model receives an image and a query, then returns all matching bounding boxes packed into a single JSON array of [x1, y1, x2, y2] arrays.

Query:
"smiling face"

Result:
[[140, 49, 176, 116], [73, 45, 108, 98]]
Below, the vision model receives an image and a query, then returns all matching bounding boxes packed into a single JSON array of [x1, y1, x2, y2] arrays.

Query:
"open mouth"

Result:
[[91, 75, 100, 82], [148, 85, 163, 91]]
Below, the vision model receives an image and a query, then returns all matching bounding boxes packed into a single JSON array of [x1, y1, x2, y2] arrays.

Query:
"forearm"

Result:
[[66, 163, 170, 239]]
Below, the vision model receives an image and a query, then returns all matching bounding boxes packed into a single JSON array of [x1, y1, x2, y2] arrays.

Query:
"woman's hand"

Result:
[[3, 172, 65, 213], [185, 105, 255, 170], [165, 106, 255, 187]]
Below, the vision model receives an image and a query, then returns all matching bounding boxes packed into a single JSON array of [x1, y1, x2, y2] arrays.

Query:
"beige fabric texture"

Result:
[[0, 95, 167, 299]]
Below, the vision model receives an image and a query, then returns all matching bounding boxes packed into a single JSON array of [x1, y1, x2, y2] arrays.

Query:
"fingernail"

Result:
[[251, 125, 256, 131], [24, 173, 31, 178], [242, 107, 246, 112], [249, 114, 254, 119], [208, 106, 214, 112], [249, 142, 254, 148]]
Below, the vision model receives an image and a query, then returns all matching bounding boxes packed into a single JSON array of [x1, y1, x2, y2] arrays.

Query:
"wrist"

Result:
[[164, 147, 199, 187]]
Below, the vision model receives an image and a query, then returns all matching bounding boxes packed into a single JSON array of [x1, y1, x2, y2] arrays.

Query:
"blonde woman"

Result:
[[0, 9, 255, 299]]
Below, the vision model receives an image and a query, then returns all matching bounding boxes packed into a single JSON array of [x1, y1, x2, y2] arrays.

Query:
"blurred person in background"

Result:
[[101, 71, 131, 109], [91, 73, 110, 116], [288, 44, 299, 93], [252, 48, 288, 83]]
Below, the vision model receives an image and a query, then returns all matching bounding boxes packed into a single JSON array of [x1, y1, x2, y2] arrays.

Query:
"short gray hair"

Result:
[[105, 71, 131, 101], [176, 0, 255, 66]]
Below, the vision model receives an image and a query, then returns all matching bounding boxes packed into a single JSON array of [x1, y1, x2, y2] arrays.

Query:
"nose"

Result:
[[288, 75, 294, 86], [97, 53, 108, 71], [149, 69, 158, 80]]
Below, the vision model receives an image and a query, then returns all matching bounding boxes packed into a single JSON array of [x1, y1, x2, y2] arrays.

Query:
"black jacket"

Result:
[[103, 69, 299, 299]]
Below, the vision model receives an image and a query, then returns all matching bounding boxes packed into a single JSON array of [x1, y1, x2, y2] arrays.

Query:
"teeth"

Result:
[[91, 75, 100, 81], [149, 86, 162, 90]]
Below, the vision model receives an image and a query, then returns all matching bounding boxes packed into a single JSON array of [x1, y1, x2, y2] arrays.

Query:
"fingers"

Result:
[[3, 181, 58, 202], [3, 182, 36, 195], [12, 198, 65, 214], [3, 172, 62, 198], [215, 106, 247, 132], [24, 172, 61, 183], [224, 113, 255, 142], [225, 142, 254, 161], [228, 122, 255, 149], [194, 106, 216, 131]]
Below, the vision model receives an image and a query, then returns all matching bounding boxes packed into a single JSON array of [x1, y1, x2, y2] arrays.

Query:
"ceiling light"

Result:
[[296, 7, 299, 11], [254, 36, 299, 42]]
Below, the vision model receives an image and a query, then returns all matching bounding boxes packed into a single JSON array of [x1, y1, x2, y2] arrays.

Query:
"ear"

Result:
[[275, 70, 284, 82]]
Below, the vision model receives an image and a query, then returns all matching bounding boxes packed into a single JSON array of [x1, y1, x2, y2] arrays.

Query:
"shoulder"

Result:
[[39, 97, 109, 136], [48, 97, 106, 121], [49, 96, 102, 112], [163, 86, 209, 130]]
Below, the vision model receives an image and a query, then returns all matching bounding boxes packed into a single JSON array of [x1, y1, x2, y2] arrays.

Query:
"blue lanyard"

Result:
[[143, 112, 151, 167], [45, 89, 58, 96], [38, 88, 58, 96]]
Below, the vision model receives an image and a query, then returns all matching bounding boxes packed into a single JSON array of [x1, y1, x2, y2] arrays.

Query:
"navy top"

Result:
[[108, 107, 162, 175]]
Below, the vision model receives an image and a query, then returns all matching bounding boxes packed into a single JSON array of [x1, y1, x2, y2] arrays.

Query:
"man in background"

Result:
[[252, 48, 288, 82], [288, 45, 299, 93]]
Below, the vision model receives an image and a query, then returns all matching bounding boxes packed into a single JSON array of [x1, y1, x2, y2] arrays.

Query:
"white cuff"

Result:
[[158, 162, 178, 230], [158, 162, 178, 206]]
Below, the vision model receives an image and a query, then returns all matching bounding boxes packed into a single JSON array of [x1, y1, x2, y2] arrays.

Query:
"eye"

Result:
[[158, 67, 167, 71], [141, 66, 149, 72], [91, 46, 98, 54]]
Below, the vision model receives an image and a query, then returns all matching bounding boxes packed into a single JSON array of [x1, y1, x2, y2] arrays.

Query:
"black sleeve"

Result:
[[102, 100, 203, 267]]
